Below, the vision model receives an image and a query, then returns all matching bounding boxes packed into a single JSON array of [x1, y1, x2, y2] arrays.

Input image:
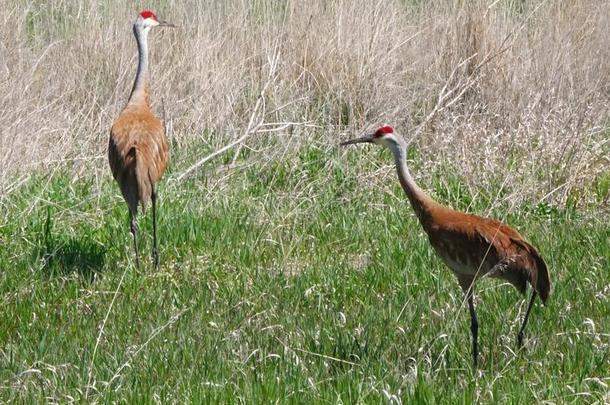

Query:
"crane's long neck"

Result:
[[387, 140, 437, 224], [127, 23, 150, 107]]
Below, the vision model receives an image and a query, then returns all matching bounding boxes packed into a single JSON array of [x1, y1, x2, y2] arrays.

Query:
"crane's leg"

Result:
[[151, 186, 159, 270], [467, 290, 479, 367], [130, 211, 140, 270], [458, 276, 479, 367], [517, 290, 537, 349]]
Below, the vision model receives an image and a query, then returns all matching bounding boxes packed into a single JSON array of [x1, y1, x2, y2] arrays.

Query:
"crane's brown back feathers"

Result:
[[424, 206, 550, 302], [108, 106, 168, 214]]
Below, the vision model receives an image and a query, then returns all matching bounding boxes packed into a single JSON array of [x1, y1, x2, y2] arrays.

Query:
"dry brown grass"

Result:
[[1, 0, 609, 206]]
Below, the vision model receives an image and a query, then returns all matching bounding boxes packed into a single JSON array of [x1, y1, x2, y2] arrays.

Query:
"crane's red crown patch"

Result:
[[374, 125, 394, 137], [140, 10, 158, 21]]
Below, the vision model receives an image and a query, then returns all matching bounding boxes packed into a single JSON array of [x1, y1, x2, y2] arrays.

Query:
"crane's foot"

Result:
[[152, 248, 160, 270]]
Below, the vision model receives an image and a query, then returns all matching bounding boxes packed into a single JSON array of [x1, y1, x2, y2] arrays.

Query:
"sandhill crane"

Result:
[[341, 125, 551, 366], [108, 10, 174, 269]]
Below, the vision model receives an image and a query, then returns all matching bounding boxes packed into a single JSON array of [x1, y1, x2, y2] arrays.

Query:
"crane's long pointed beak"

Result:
[[340, 134, 375, 146], [158, 21, 176, 28]]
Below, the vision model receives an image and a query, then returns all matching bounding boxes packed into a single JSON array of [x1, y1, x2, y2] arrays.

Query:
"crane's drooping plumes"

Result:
[[341, 125, 550, 366], [108, 10, 174, 270]]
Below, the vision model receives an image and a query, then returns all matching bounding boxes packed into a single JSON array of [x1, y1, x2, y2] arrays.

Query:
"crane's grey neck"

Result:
[[128, 22, 150, 106], [386, 137, 435, 222]]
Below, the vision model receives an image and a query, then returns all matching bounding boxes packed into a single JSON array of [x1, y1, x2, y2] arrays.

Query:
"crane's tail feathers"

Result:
[[118, 147, 139, 216], [147, 168, 156, 196], [509, 238, 551, 304], [131, 147, 152, 213], [530, 245, 550, 304]]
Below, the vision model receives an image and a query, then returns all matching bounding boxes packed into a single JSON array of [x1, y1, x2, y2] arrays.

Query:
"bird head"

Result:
[[340, 125, 403, 149], [135, 10, 175, 31]]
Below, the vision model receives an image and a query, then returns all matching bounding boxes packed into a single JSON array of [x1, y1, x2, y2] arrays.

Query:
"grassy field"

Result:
[[1, 0, 610, 403], [1, 140, 609, 402]]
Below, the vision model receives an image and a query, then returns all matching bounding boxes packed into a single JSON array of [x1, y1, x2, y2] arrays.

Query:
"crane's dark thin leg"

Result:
[[151, 187, 159, 270], [467, 291, 479, 367], [517, 291, 537, 349], [130, 212, 140, 270]]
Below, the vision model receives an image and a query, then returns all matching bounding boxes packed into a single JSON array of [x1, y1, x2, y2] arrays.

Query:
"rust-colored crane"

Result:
[[108, 10, 173, 269], [341, 125, 550, 366]]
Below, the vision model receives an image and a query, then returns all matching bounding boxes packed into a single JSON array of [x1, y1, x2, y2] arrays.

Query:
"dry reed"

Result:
[[0, 0, 608, 206]]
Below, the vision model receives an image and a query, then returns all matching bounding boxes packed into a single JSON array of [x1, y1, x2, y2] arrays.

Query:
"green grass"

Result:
[[0, 144, 609, 403]]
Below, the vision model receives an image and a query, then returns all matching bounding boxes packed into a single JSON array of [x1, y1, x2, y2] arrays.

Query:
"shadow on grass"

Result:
[[38, 207, 106, 282], [41, 237, 106, 282]]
